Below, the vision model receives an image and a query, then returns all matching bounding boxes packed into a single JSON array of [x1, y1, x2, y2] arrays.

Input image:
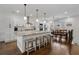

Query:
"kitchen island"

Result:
[[16, 31, 51, 53]]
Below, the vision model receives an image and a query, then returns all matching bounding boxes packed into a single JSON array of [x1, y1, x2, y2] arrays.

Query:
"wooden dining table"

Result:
[[52, 29, 68, 42]]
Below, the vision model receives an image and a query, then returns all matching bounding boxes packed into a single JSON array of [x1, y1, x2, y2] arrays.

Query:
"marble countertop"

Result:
[[16, 31, 51, 36]]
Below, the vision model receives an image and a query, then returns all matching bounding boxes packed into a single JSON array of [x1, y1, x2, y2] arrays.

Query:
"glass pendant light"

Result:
[[27, 16, 29, 24], [43, 12, 46, 23], [36, 9, 39, 22], [24, 4, 27, 21], [24, 4, 32, 25]]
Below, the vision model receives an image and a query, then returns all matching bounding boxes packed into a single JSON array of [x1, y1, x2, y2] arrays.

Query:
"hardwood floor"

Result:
[[0, 42, 21, 55], [30, 42, 79, 55], [0, 40, 79, 55]]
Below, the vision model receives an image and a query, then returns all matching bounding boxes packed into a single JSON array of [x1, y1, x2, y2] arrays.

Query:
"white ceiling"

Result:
[[0, 4, 79, 19]]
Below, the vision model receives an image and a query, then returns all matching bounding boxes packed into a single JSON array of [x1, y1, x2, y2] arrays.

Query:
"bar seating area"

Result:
[[18, 31, 51, 54]]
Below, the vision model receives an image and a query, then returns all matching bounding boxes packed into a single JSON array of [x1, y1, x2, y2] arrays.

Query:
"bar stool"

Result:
[[43, 33, 51, 46], [36, 36, 41, 50], [43, 35, 48, 47], [25, 38, 36, 55], [40, 36, 45, 47], [47, 34, 51, 43], [45, 35, 49, 44]]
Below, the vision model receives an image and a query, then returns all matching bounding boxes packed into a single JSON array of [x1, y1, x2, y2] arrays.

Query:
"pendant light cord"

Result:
[[36, 9, 39, 19], [24, 4, 27, 17]]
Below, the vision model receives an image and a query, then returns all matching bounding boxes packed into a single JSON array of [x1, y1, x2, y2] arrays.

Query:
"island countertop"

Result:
[[16, 30, 51, 36]]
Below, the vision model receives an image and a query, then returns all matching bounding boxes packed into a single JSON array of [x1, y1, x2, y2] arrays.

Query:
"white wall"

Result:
[[0, 13, 13, 42], [13, 14, 25, 26], [0, 13, 24, 42]]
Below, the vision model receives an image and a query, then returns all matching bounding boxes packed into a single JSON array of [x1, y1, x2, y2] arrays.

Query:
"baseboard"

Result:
[[5, 39, 16, 43], [74, 43, 79, 46]]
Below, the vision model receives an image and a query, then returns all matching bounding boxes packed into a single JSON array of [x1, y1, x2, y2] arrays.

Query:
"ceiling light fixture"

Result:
[[64, 11, 68, 14], [44, 12, 46, 20], [43, 12, 47, 22], [24, 4, 27, 21], [16, 10, 20, 13], [30, 14, 33, 17], [43, 12, 47, 23], [36, 9, 39, 22]]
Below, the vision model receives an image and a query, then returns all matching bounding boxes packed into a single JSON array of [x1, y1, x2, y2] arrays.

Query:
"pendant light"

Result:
[[27, 16, 29, 24], [24, 4, 27, 21], [36, 9, 39, 22], [43, 12, 46, 23], [24, 4, 32, 25], [44, 12, 46, 20]]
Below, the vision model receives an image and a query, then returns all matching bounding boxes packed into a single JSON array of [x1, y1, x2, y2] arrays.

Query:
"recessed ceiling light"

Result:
[[16, 10, 20, 13], [30, 14, 33, 17], [36, 19, 39, 22], [64, 11, 68, 14], [48, 20, 52, 24]]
